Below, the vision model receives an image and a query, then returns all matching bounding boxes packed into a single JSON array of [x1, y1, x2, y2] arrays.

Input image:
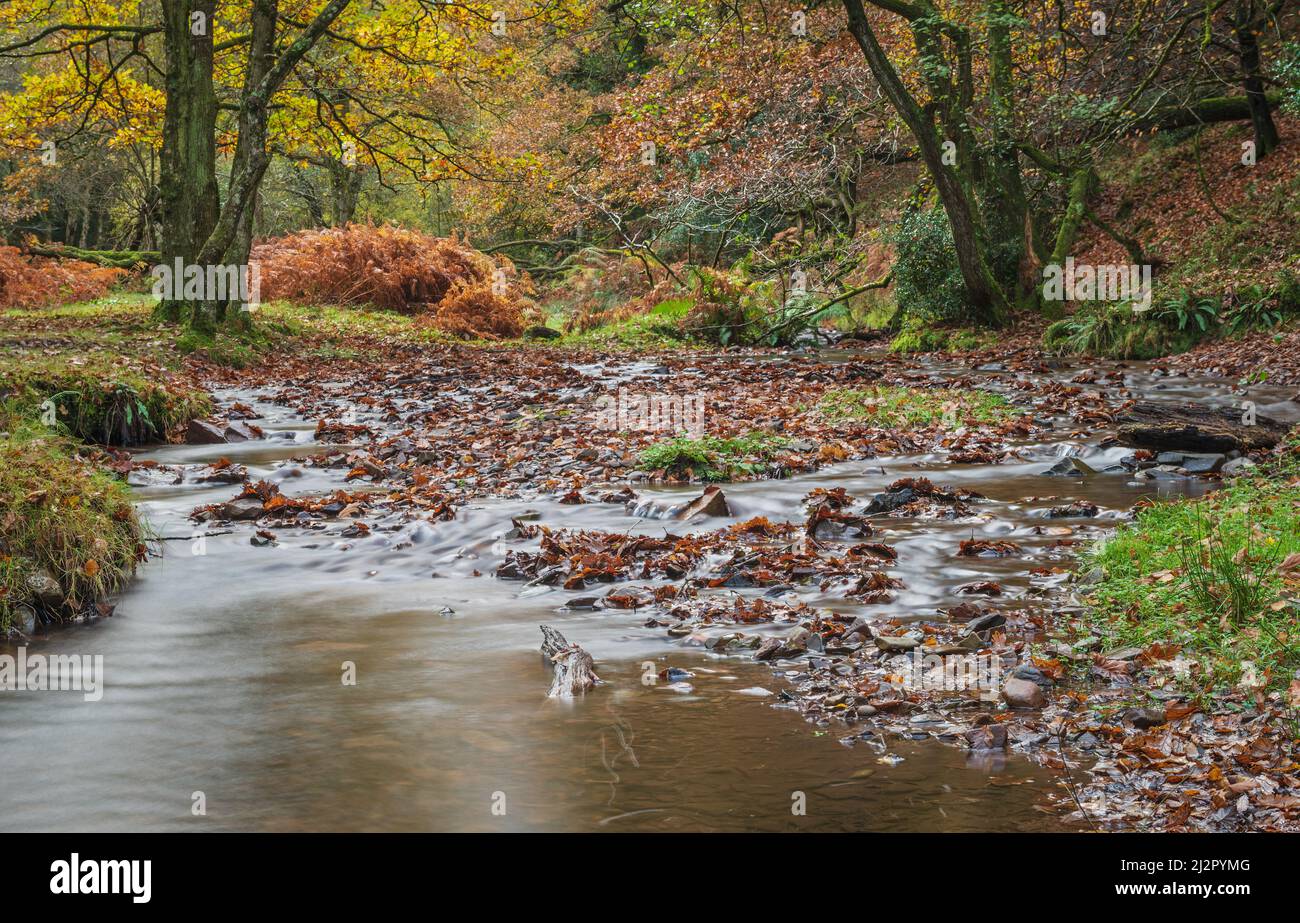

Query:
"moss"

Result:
[[0, 422, 144, 633], [817, 385, 1014, 426]]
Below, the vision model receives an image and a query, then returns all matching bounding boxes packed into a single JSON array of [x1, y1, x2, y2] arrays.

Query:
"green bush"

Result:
[[890, 208, 968, 324]]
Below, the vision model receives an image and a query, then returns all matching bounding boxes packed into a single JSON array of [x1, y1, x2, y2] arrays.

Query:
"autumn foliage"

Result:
[[0, 246, 125, 309], [251, 224, 534, 339]]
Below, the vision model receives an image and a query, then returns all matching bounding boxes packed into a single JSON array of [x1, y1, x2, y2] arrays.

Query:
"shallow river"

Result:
[[2, 353, 1294, 831]]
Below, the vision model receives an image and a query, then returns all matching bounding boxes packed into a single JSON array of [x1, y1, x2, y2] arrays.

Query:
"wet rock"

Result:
[[220, 497, 265, 520], [224, 420, 258, 442], [1010, 664, 1055, 688], [1002, 676, 1046, 708], [195, 463, 248, 484], [186, 419, 228, 444], [1047, 500, 1099, 518], [841, 617, 874, 642], [678, 485, 730, 520], [963, 611, 1006, 634], [1222, 457, 1257, 476], [523, 324, 561, 340], [1181, 453, 1226, 474], [864, 486, 918, 514], [965, 724, 1008, 750], [26, 569, 63, 608], [1040, 457, 1095, 478], [1123, 707, 1167, 729], [874, 633, 921, 652], [563, 596, 601, 610]]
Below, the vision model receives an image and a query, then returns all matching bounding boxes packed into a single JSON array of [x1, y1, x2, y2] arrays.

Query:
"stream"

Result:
[[2, 351, 1296, 832]]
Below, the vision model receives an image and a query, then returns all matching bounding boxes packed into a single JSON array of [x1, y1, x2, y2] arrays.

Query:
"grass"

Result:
[[1084, 463, 1300, 692], [558, 297, 695, 350], [638, 430, 791, 481], [0, 421, 144, 633], [817, 385, 1014, 427]]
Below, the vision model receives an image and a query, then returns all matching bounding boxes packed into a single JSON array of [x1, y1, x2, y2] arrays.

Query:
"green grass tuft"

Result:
[[638, 430, 791, 481], [817, 385, 1014, 426]]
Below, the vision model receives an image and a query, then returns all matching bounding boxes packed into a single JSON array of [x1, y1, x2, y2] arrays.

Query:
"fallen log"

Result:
[[1116, 400, 1288, 453], [539, 624, 600, 698]]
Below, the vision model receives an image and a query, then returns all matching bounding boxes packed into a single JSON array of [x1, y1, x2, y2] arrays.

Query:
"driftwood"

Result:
[[539, 625, 600, 698], [1116, 401, 1289, 453]]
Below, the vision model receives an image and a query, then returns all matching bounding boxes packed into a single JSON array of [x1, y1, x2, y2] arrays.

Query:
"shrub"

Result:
[[682, 267, 754, 345], [1042, 299, 1206, 359], [0, 246, 125, 308], [252, 224, 535, 339], [889, 208, 968, 323]]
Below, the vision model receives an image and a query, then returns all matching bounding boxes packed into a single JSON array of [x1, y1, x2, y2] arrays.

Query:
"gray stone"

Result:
[[1041, 457, 1095, 478], [1222, 457, 1257, 476]]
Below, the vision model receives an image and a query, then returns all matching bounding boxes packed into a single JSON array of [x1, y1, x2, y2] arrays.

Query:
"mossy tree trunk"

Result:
[[841, 0, 1011, 326], [156, 0, 219, 324]]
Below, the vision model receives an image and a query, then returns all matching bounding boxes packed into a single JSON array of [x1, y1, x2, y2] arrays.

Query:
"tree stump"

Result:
[[539, 624, 600, 698], [1116, 401, 1289, 453]]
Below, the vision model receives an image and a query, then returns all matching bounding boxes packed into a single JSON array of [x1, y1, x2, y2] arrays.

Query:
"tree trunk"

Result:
[[157, 0, 219, 324], [328, 159, 363, 226], [1233, 1, 1280, 159], [841, 0, 1008, 325]]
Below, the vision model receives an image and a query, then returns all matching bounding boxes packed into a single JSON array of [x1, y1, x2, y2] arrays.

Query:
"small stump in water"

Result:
[[539, 624, 601, 698]]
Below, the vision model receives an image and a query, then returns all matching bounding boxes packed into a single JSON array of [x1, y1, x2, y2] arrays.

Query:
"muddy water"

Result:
[[2, 355, 1294, 832]]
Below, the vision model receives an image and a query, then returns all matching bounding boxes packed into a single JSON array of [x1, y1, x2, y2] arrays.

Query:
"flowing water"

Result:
[[2, 353, 1295, 832]]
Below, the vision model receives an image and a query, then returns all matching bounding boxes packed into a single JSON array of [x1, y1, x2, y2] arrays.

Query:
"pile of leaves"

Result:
[[0, 246, 125, 309], [251, 224, 536, 339]]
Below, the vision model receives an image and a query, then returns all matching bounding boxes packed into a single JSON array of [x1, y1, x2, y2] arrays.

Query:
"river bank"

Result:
[[2, 297, 1298, 831]]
